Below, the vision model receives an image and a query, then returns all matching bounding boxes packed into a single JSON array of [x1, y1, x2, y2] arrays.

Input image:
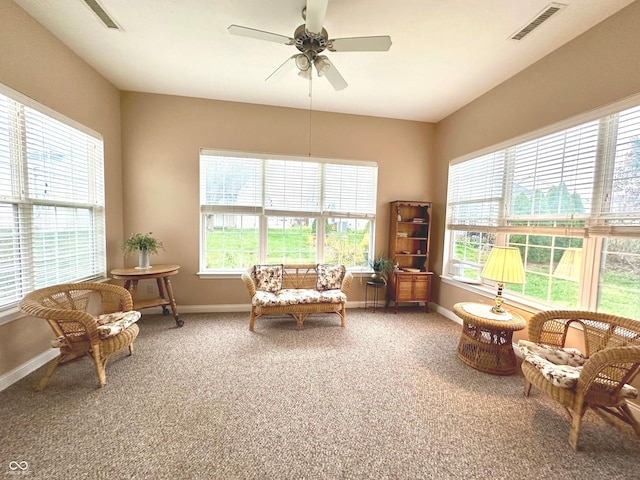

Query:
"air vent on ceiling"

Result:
[[83, 0, 120, 30], [510, 2, 567, 40]]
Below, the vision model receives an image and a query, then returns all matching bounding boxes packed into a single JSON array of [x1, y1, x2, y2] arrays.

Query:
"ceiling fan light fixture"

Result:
[[295, 54, 311, 71], [298, 67, 312, 80], [314, 56, 331, 77]]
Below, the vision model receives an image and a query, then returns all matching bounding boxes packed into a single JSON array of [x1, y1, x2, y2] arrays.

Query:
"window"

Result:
[[0, 86, 105, 310], [199, 150, 377, 272], [445, 101, 640, 318]]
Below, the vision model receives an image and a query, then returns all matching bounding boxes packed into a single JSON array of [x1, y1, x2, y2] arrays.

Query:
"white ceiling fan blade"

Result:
[[328, 36, 392, 52], [228, 25, 293, 45], [321, 61, 348, 91], [265, 56, 297, 83], [305, 0, 328, 35]]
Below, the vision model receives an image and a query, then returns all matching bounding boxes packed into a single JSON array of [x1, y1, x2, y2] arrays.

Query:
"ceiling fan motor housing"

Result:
[[294, 24, 328, 61]]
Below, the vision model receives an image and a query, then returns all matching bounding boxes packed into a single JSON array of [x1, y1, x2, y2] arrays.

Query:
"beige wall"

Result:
[[119, 92, 435, 306], [432, 0, 640, 315], [0, 0, 122, 376]]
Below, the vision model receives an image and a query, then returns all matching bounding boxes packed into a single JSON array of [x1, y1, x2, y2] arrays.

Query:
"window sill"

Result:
[[197, 269, 376, 280], [440, 275, 553, 316]]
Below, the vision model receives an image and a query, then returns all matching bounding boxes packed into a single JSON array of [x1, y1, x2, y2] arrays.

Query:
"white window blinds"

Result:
[[324, 163, 377, 217], [447, 103, 640, 238], [0, 87, 105, 309], [601, 105, 640, 228], [200, 150, 377, 217], [265, 159, 321, 214], [199, 155, 262, 213], [447, 152, 504, 229]]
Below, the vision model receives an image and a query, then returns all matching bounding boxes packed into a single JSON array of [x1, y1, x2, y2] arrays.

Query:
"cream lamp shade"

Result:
[[481, 246, 525, 314]]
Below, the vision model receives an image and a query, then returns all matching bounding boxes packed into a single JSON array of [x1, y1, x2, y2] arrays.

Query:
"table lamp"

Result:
[[481, 246, 525, 314]]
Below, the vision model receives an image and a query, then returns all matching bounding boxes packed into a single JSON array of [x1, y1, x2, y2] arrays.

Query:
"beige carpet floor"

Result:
[[1, 309, 639, 479]]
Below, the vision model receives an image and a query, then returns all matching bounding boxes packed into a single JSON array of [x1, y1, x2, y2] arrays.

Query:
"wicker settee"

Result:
[[519, 310, 640, 450], [241, 264, 353, 331]]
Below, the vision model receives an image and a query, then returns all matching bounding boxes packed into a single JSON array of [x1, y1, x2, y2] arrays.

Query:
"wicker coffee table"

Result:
[[453, 302, 526, 375]]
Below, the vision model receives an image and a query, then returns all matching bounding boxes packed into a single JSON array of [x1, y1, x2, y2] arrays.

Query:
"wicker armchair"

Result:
[[521, 310, 640, 450], [19, 282, 140, 390]]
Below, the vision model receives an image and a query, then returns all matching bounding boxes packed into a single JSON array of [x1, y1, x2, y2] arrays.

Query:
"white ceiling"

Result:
[[13, 0, 636, 122]]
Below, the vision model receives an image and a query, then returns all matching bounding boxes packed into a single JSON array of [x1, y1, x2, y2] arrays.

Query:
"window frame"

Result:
[[198, 149, 378, 275], [0, 84, 106, 317], [443, 94, 640, 316]]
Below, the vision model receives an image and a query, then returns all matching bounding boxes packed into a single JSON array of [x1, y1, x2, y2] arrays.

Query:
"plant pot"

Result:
[[136, 249, 151, 269], [371, 272, 386, 283]]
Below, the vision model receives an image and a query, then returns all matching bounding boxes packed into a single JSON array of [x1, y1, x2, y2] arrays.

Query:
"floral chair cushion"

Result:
[[50, 310, 141, 347], [518, 340, 587, 367], [519, 340, 638, 398], [96, 310, 141, 339], [252, 264, 284, 293], [316, 264, 346, 291]]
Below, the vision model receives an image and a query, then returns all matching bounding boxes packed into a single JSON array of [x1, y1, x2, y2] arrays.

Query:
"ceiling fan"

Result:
[[228, 0, 392, 91]]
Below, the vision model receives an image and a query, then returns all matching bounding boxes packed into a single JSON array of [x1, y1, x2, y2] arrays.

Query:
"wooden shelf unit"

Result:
[[387, 201, 433, 312]]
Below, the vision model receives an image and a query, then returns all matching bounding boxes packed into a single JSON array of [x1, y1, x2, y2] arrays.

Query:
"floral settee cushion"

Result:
[[315, 264, 346, 291], [50, 310, 141, 347], [252, 289, 347, 307], [252, 264, 284, 293]]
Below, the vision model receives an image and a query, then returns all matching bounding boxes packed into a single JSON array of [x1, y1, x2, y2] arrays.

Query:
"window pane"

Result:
[[265, 160, 320, 212], [25, 108, 102, 204], [506, 234, 581, 308], [204, 214, 259, 269], [324, 218, 370, 268], [32, 206, 98, 288], [200, 156, 262, 207], [608, 106, 640, 223], [450, 231, 495, 282], [447, 152, 504, 227], [597, 238, 640, 318], [0, 203, 23, 307], [266, 216, 316, 264], [510, 123, 597, 219], [324, 164, 377, 215]]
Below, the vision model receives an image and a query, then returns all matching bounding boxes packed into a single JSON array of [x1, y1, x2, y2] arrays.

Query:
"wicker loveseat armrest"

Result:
[[241, 271, 257, 298], [576, 345, 640, 398], [341, 271, 353, 295]]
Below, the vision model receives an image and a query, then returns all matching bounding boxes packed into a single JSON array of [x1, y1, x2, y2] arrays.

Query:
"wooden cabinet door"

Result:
[[396, 275, 414, 301], [412, 275, 431, 301]]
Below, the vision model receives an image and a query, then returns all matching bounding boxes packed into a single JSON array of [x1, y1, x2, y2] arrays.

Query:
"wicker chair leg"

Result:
[[128, 343, 135, 355], [341, 304, 346, 327], [249, 309, 256, 331], [523, 379, 532, 397], [92, 354, 107, 388], [619, 403, 640, 437], [569, 408, 586, 450], [36, 354, 64, 391]]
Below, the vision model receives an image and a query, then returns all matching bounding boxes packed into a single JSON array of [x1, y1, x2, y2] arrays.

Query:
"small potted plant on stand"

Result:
[[122, 232, 164, 269], [369, 256, 393, 284]]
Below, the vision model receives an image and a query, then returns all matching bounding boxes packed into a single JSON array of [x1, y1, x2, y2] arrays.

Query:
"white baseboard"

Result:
[[0, 348, 58, 392], [142, 302, 369, 315]]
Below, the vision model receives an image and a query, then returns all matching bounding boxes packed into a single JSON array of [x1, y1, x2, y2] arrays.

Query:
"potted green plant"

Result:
[[122, 232, 164, 269], [369, 256, 393, 283]]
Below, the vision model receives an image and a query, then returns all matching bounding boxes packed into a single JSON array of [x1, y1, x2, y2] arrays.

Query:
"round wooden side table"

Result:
[[111, 264, 183, 327], [453, 302, 526, 375]]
